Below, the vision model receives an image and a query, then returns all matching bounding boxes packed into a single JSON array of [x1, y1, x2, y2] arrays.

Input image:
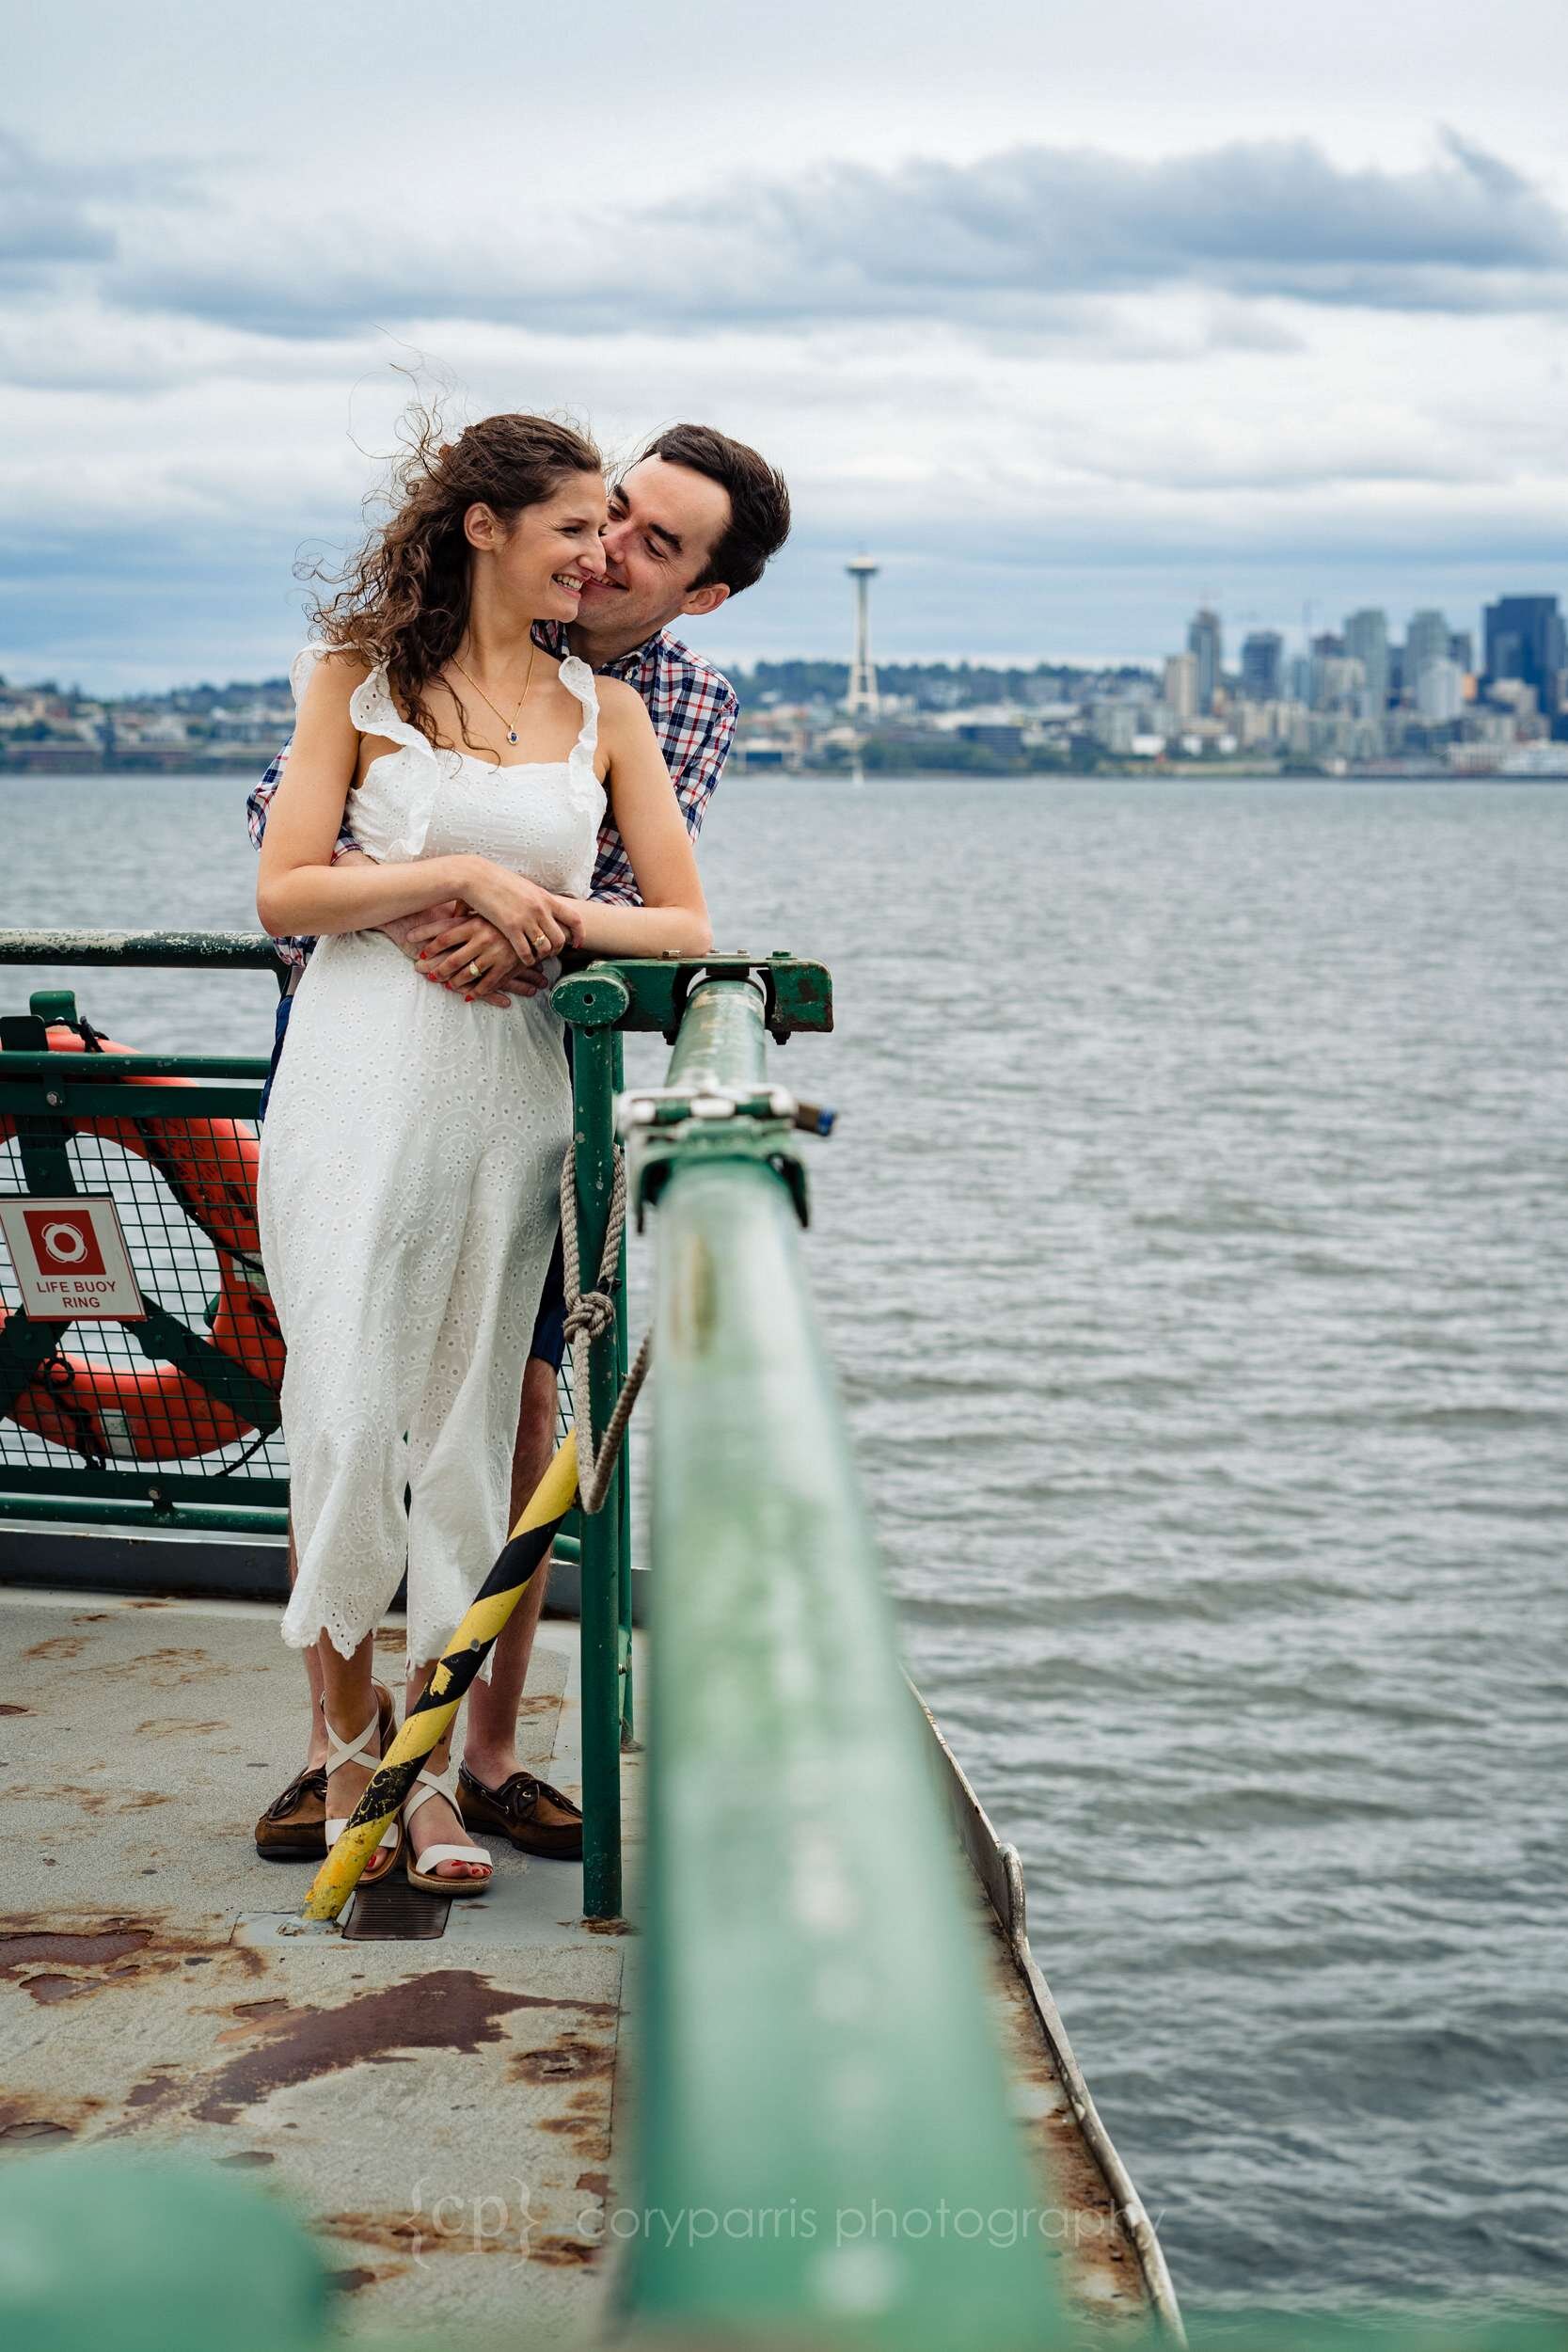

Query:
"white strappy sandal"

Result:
[[402, 1758, 494, 1896], [322, 1696, 403, 1885]]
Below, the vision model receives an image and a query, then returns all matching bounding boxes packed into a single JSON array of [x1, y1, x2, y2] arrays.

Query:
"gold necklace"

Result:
[[449, 643, 536, 745]]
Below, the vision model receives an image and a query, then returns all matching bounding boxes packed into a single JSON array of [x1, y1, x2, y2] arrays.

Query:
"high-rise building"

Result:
[[1314, 655, 1365, 712], [1484, 596, 1565, 712], [1417, 660, 1465, 725], [1343, 609, 1390, 713], [1449, 628, 1474, 675], [1240, 630, 1283, 704], [1187, 609, 1222, 714], [1163, 652, 1197, 722], [1307, 633, 1345, 711], [1403, 609, 1451, 702]]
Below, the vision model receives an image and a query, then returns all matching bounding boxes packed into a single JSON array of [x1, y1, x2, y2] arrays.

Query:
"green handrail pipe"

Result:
[[0, 929, 284, 972], [626, 975, 1065, 2347]]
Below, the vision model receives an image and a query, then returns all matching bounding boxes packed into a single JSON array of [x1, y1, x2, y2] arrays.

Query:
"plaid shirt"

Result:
[[246, 621, 737, 965]]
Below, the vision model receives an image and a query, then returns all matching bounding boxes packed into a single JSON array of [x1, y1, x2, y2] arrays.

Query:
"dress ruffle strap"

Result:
[[290, 644, 446, 863], [558, 655, 600, 769], [289, 641, 333, 711]]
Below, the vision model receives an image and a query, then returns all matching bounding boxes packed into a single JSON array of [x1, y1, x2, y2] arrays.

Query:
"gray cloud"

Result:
[[0, 126, 114, 279], [104, 127, 1568, 340], [0, 125, 208, 292]]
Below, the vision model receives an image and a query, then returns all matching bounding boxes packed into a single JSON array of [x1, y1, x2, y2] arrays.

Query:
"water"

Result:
[[5, 766, 1567, 2326]]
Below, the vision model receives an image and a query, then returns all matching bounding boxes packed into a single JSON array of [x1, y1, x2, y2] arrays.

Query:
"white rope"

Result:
[[559, 1147, 651, 1516]]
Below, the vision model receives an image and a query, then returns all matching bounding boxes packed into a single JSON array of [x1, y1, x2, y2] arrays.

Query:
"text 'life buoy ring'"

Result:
[[0, 1024, 283, 1463]]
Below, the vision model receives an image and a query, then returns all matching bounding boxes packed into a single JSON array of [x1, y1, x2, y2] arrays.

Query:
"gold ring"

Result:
[[531, 934, 549, 954], [467, 960, 482, 981]]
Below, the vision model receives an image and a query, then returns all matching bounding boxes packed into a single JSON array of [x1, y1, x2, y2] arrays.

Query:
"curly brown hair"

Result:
[[307, 408, 602, 748]]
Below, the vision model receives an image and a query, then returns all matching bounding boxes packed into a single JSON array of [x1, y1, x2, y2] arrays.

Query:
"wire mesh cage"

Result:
[[0, 1107, 289, 1501]]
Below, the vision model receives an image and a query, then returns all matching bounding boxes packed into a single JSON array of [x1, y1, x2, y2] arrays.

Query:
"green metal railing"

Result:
[[613, 971, 1069, 2346], [553, 952, 833, 1919]]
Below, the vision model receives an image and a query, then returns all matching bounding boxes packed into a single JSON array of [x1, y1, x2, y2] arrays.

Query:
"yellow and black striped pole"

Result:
[[301, 1435, 579, 1921]]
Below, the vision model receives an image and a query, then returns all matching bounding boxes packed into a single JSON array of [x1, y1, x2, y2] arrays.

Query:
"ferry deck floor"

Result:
[[0, 1580, 1161, 2344]]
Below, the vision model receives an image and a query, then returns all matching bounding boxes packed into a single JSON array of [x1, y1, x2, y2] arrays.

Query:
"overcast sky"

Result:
[[7, 0, 1568, 690]]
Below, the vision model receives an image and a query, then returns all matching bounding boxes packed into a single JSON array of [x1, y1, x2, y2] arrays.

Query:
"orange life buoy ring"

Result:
[[0, 1024, 284, 1463]]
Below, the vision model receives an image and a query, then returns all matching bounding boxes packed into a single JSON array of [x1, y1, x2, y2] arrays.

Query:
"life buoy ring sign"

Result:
[[0, 1196, 146, 1322]]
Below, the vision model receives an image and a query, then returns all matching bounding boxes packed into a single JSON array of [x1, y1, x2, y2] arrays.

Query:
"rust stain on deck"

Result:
[[1, 1784, 175, 1817], [509, 2035, 614, 2086], [17, 1972, 103, 2006], [107, 1968, 612, 2129], [317, 2212, 428, 2251], [23, 1636, 86, 1661], [328, 2265, 396, 2295], [0, 1915, 266, 2008], [318, 2210, 522, 2262], [0, 2091, 106, 2148], [97, 1647, 224, 1688], [528, 2234, 598, 2268], [0, 1924, 155, 1973], [976, 1908, 1147, 2319]]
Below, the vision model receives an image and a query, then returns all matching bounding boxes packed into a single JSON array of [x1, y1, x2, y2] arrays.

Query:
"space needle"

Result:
[[845, 554, 880, 721]]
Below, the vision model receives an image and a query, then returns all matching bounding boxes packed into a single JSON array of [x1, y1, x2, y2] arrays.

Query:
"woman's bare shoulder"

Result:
[[302, 648, 373, 704], [309, 654, 375, 696]]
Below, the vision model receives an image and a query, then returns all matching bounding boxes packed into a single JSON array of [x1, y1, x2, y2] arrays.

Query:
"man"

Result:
[[248, 421, 791, 1862]]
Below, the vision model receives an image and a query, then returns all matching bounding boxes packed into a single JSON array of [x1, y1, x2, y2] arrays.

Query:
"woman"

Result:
[[256, 413, 710, 1888]]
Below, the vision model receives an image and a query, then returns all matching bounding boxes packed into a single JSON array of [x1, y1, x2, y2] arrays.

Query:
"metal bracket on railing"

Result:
[[553, 953, 832, 1044], [619, 1078, 834, 1232], [618, 1082, 835, 1136]]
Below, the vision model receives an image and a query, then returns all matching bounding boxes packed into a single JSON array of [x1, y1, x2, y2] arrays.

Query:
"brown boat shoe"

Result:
[[457, 1762, 583, 1859], [254, 1679, 397, 1859]]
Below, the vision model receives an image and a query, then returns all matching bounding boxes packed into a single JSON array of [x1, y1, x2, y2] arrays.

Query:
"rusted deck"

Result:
[[0, 1581, 1171, 2343]]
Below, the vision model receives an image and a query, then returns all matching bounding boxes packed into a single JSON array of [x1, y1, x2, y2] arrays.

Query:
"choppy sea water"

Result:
[[5, 767, 1567, 2327]]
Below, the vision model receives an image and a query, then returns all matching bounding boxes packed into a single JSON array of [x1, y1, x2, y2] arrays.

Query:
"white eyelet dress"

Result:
[[257, 648, 605, 1672]]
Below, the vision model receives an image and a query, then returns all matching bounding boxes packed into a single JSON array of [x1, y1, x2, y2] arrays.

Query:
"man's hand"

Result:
[[380, 898, 459, 961], [406, 903, 551, 1007]]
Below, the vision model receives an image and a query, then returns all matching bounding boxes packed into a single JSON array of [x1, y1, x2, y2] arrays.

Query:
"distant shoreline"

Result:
[[3, 759, 1561, 787]]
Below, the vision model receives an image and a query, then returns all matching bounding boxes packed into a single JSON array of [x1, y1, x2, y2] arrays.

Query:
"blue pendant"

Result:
[[509, 731, 518, 743]]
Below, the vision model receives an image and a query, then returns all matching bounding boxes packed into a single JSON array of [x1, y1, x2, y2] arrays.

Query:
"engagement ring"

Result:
[[467, 960, 482, 981]]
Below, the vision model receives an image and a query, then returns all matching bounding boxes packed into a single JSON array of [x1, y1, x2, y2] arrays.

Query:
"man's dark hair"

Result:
[[641, 422, 791, 596]]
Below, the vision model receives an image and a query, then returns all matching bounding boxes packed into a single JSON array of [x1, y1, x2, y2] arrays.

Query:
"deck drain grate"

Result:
[[342, 1878, 451, 1941]]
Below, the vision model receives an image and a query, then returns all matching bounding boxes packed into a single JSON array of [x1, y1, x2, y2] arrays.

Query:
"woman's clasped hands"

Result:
[[390, 863, 588, 1007]]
